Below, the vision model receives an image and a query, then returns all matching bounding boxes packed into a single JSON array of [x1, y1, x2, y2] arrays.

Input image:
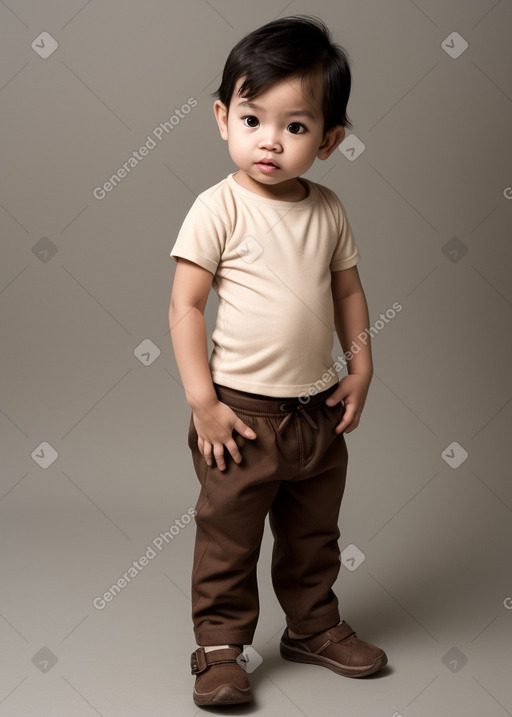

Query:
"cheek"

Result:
[[290, 135, 320, 157], [227, 124, 247, 145], [227, 135, 246, 158]]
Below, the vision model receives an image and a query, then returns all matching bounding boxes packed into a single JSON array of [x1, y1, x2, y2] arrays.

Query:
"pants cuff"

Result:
[[194, 627, 255, 646], [286, 608, 340, 636]]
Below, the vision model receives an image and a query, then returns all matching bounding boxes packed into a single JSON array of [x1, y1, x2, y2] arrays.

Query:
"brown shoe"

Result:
[[280, 621, 387, 678], [191, 645, 253, 706]]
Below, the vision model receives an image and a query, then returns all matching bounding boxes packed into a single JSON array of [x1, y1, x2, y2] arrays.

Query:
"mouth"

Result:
[[256, 159, 280, 173]]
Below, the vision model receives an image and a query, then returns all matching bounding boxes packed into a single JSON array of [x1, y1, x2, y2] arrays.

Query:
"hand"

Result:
[[192, 399, 257, 471], [325, 374, 372, 434]]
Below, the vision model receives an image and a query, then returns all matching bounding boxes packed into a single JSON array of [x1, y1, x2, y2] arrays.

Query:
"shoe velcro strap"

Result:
[[190, 648, 208, 675], [325, 621, 356, 643], [190, 647, 241, 675]]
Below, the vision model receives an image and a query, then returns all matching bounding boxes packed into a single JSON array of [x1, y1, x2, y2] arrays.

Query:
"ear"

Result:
[[213, 100, 229, 141], [317, 125, 346, 160]]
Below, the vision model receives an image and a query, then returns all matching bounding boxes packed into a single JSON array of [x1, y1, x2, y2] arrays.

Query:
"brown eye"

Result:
[[243, 116, 259, 128], [288, 122, 305, 134]]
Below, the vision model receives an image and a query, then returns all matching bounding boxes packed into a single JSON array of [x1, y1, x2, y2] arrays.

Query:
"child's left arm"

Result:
[[325, 266, 374, 434]]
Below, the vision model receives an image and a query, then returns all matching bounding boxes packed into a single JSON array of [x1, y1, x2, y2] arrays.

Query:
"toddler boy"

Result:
[[169, 15, 388, 707]]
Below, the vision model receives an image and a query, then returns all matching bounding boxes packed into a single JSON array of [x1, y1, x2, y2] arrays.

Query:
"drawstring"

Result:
[[277, 404, 319, 434]]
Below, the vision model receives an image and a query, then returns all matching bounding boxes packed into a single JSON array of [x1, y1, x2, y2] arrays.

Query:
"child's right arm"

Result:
[[169, 257, 256, 471]]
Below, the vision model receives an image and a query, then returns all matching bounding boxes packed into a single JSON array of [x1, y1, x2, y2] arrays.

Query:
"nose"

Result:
[[258, 129, 282, 152]]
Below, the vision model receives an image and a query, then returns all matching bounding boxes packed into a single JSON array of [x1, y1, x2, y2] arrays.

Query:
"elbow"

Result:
[[168, 295, 183, 330], [169, 298, 203, 333], [168, 297, 177, 326]]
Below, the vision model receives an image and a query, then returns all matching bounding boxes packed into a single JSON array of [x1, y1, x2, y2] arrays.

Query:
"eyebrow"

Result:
[[237, 100, 315, 121]]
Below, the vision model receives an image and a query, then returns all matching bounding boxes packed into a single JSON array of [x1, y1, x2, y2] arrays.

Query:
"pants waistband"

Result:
[[213, 382, 339, 416]]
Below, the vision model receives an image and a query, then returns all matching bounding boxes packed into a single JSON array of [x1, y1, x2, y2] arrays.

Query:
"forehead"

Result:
[[233, 70, 323, 112]]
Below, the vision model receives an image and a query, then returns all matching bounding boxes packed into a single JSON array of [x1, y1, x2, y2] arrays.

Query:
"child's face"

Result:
[[214, 69, 345, 192]]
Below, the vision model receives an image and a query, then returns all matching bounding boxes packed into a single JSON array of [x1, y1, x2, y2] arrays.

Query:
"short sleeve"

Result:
[[170, 193, 231, 275], [323, 190, 361, 272]]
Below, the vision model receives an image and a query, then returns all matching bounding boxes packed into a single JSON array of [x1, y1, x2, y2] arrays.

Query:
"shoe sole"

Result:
[[280, 642, 388, 678], [193, 684, 253, 706]]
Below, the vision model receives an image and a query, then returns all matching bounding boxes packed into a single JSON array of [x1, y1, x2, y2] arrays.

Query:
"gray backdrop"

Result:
[[1, 1, 511, 715]]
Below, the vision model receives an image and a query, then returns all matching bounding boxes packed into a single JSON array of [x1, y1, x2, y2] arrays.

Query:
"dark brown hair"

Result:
[[212, 15, 353, 132]]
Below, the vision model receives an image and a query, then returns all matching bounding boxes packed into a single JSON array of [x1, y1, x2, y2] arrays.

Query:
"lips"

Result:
[[257, 159, 279, 168]]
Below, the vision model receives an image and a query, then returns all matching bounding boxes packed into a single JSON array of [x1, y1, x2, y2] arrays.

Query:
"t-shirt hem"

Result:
[[170, 249, 217, 275], [211, 372, 339, 398], [330, 253, 361, 272]]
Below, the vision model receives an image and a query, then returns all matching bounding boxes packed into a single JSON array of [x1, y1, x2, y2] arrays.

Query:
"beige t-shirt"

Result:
[[170, 172, 360, 397]]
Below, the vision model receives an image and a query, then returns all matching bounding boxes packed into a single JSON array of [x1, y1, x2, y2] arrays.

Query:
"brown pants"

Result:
[[187, 382, 348, 646]]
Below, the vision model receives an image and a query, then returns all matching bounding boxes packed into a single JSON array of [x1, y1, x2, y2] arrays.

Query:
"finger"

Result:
[[225, 438, 243, 464], [213, 444, 226, 472], [335, 405, 355, 433], [325, 390, 346, 407], [344, 416, 360, 434], [201, 439, 213, 466], [234, 419, 256, 439]]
